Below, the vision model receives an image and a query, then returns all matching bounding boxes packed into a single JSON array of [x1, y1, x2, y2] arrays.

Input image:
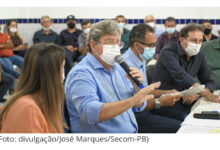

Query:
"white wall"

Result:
[[0, 7, 220, 45]]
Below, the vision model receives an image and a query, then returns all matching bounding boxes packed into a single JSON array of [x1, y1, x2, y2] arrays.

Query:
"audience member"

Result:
[[202, 20, 218, 42], [33, 15, 58, 44], [155, 17, 179, 59], [123, 23, 183, 133], [153, 23, 220, 121], [0, 63, 14, 102], [0, 43, 66, 133], [201, 38, 220, 89], [0, 23, 23, 77], [144, 15, 163, 38], [115, 15, 130, 54], [56, 15, 82, 76], [6, 19, 28, 57], [78, 19, 92, 56]]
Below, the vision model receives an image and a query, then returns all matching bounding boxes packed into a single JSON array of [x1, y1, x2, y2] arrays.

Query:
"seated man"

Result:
[[65, 20, 182, 133], [123, 23, 183, 133], [155, 17, 179, 59], [78, 19, 92, 57], [115, 15, 130, 54], [153, 23, 220, 121], [200, 38, 220, 89], [144, 15, 163, 38], [33, 15, 58, 44], [56, 15, 82, 76], [202, 20, 218, 42]]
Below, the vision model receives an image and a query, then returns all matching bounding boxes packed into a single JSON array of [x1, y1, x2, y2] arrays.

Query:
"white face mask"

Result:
[[84, 28, 90, 34], [147, 22, 155, 28], [99, 45, 121, 65], [185, 40, 201, 56], [9, 27, 17, 33], [43, 26, 51, 31]]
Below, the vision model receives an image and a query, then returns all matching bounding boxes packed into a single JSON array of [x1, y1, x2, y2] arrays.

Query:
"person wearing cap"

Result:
[[56, 15, 82, 76], [115, 15, 130, 54], [77, 19, 92, 56]]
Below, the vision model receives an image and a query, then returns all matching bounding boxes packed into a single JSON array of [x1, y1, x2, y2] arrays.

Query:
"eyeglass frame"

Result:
[[137, 41, 157, 49]]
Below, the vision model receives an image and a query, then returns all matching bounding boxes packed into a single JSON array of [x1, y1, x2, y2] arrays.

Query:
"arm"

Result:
[[155, 35, 163, 59], [159, 50, 196, 88], [65, 70, 155, 124], [33, 32, 39, 44], [0, 40, 14, 49]]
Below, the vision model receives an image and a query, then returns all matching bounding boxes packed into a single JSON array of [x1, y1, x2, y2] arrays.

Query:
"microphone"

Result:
[[115, 55, 144, 89]]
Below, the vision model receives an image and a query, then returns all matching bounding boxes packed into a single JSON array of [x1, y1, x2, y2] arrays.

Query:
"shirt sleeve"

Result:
[[65, 69, 104, 125], [33, 32, 39, 44], [197, 53, 216, 92], [159, 49, 196, 88], [55, 32, 64, 46]]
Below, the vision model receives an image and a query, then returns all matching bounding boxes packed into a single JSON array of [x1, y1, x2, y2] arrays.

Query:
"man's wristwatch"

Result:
[[155, 98, 160, 109]]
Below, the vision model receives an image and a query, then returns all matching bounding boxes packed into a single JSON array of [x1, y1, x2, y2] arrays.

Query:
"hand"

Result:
[[209, 95, 220, 103], [129, 67, 144, 83], [66, 45, 74, 52], [159, 93, 183, 107], [72, 47, 78, 52], [132, 84, 158, 108], [165, 89, 179, 94], [183, 93, 200, 105]]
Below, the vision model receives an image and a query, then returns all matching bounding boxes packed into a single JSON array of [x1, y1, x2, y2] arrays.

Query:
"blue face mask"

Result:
[[119, 23, 125, 29], [140, 47, 155, 60], [166, 27, 175, 34]]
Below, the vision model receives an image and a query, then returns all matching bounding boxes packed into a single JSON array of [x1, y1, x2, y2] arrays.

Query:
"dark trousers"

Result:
[[0, 72, 14, 100], [149, 99, 194, 121], [135, 111, 182, 133]]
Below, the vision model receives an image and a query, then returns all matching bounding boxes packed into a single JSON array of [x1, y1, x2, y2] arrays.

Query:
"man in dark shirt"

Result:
[[56, 15, 82, 76], [33, 15, 58, 44], [155, 17, 179, 59], [152, 23, 220, 121], [202, 20, 218, 42], [115, 15, 130, 54]]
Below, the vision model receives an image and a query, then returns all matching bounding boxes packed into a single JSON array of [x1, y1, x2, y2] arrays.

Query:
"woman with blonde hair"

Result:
[[0, 43, 66, 133]]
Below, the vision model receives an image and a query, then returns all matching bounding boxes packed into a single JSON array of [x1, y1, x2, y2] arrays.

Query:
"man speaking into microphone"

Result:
[[65, 20, 181, 133]]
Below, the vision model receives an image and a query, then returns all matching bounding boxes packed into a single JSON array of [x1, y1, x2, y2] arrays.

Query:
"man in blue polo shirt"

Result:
[[123, 23, 183, 133], [65, 20, 182, 133]]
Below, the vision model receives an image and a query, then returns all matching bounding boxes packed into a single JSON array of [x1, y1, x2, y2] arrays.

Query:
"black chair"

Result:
[[146, 65, 155, 84]]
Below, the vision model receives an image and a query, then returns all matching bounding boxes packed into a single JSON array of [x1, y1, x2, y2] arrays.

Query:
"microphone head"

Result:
[[115, 55, 124, 63]]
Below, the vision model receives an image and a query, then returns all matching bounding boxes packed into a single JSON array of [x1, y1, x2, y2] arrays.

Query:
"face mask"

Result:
[[166, 27, 175, 34], [204, 28, 212, 35], [43, 27, 51, 31], [99, 45, 121, 65], [119, 23, 125, 29], [83, 28, 90, 34], [140, 47, 155, 60], [67, 22, 75, 29], [185, 40, 201, 56], [147, 22, 155, 28], [9, 27, 17, 33]]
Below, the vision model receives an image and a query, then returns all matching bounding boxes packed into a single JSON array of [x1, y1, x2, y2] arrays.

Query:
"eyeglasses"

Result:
[[99, 41, 124, 49], [138, 41, 157, 49]]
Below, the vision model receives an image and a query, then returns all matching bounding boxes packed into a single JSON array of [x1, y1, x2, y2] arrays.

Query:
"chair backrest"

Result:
[[146, 65, 155, 84]]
